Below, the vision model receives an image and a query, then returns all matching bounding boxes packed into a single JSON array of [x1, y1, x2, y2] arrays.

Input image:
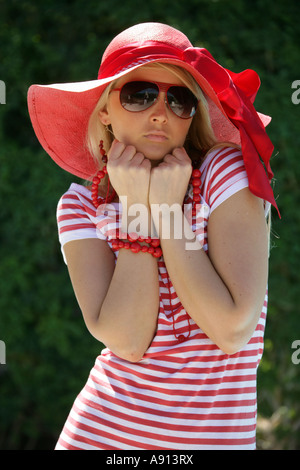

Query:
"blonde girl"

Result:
[[28, 22, 279, 450]]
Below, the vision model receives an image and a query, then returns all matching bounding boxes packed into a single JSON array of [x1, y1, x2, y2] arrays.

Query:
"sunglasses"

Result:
[[111, 80, 199, 119]]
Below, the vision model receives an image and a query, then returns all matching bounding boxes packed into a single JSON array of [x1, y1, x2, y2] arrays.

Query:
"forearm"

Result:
[[96, 200, 159, 362], [97, 249, 159, 362], [152, 206, 265, 354]]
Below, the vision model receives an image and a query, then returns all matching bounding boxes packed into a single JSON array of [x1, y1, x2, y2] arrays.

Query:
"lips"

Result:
[[145, 131, 168, 142]]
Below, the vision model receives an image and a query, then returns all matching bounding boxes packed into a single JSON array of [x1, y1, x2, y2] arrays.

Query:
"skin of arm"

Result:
[[151, 190, 268, 354], [64, 238, 159, 362], [149, 149, 268, 354], [149, 148, 269, 354], [63, 141, 160, 363]]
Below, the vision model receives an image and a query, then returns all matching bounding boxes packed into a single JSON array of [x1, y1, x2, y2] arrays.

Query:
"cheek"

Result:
[[109, 121, 135, 146], [174, 121, 192, 145], [109, 110, 143, 144]]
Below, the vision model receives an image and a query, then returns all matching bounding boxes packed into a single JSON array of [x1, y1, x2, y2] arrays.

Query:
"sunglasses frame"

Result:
[[111, 80, 199, 119]]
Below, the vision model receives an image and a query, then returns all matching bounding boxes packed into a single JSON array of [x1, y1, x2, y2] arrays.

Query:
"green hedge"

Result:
[[0, 0, 299, 449]]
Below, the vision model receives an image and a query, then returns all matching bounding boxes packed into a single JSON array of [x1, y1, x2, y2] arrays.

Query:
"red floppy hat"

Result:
[[27, 22, 279, 215]]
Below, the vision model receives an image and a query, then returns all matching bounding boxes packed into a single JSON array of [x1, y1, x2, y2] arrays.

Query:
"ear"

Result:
[[98, 108, 111, 125]]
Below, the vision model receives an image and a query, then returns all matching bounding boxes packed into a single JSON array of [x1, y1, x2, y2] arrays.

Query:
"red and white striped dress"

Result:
[[55, 147, 268, 450]]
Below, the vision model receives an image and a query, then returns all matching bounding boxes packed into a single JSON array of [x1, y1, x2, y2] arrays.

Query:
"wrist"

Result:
[[150, 202, 183, 240], [111, 232, 162, 258], [120, 196, 151, 237]]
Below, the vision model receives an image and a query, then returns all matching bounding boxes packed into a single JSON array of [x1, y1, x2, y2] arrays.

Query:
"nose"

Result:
[[149, 92, 168, 123]]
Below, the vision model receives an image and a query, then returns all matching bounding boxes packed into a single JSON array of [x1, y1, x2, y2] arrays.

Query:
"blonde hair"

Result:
[[86, 63, 220, 172], [87, 81, 116, 167]]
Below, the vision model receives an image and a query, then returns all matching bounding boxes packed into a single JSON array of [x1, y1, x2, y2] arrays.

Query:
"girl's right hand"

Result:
[[107, 140, 151, 208]]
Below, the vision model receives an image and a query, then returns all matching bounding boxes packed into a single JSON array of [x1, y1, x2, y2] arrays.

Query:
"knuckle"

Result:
[[125, 145, 136, 155]]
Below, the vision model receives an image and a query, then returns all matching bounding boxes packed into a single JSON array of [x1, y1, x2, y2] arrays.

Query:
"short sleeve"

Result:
[[200, 147, 249, 214], [56, 184, 106, 263]]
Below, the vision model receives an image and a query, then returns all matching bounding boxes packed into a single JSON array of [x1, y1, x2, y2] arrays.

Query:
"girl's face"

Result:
[[98, 67, 194, 165]]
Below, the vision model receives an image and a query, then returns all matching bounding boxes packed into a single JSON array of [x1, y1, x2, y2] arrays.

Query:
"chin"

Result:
[[139, 142, 173, 163], [144, 153, 165, 167], [146, 156, 164, 167]]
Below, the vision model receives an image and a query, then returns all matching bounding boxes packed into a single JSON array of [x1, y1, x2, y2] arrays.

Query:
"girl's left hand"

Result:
[[149, 148, 192, 207]]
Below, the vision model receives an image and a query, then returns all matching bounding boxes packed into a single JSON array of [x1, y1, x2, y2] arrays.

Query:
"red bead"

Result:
[[99, 141, 106, 155], [153, 247, 162, 258], [109, 232, 162, 258], [130, 242, 141, 253], [192, 178, 201, 187], [99, 141, 108, 162], [151, 238, 160, 248], [192, 169, 201, 178], [193, 194, 201, 203], [111, 239, 119, 250], [193, 187, 201, 195], [128, 232, 138, 242], [177, 334, 185, 343], [91, 144, 117, 208]]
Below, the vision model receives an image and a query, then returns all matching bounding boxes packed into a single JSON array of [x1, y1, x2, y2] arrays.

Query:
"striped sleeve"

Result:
[[201, 147, 249, 213], [56, 187, 106, 263]]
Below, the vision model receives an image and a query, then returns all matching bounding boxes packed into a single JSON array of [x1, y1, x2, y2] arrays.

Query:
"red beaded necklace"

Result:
[[91, 141, 117, 208], [91, 141, 202, 214], [91, 140, 202, 343]]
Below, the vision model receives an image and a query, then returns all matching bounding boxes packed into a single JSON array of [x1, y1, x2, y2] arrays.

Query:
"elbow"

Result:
[[218, 334, 250, 356], [93, 333, 146, 362], [108, 342, 147, 362], [114, 332, 154, 362], [219, 340, 247, 356], [216, 313, 259, 356], [118, 349, 145, 363], [92, 333, 146, 362], [87, 318, 147, 363], [93, 328, 147, 362]]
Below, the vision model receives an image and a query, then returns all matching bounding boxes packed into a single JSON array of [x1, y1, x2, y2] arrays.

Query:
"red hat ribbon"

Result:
[[184, 47, 279, 215], [99, 42, 279, 216]]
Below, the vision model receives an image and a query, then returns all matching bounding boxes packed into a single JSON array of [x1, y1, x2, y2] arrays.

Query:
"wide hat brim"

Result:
[[27, 61, 269, 180], [27, 22, 278, 214]]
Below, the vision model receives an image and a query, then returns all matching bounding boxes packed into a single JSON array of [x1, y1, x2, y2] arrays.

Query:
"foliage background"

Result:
[[0, 0, 299, 450]]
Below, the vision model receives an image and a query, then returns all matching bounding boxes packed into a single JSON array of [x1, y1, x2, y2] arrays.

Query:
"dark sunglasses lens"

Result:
[[168, 87, 198, 118], [120, 82, 158, 111]]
